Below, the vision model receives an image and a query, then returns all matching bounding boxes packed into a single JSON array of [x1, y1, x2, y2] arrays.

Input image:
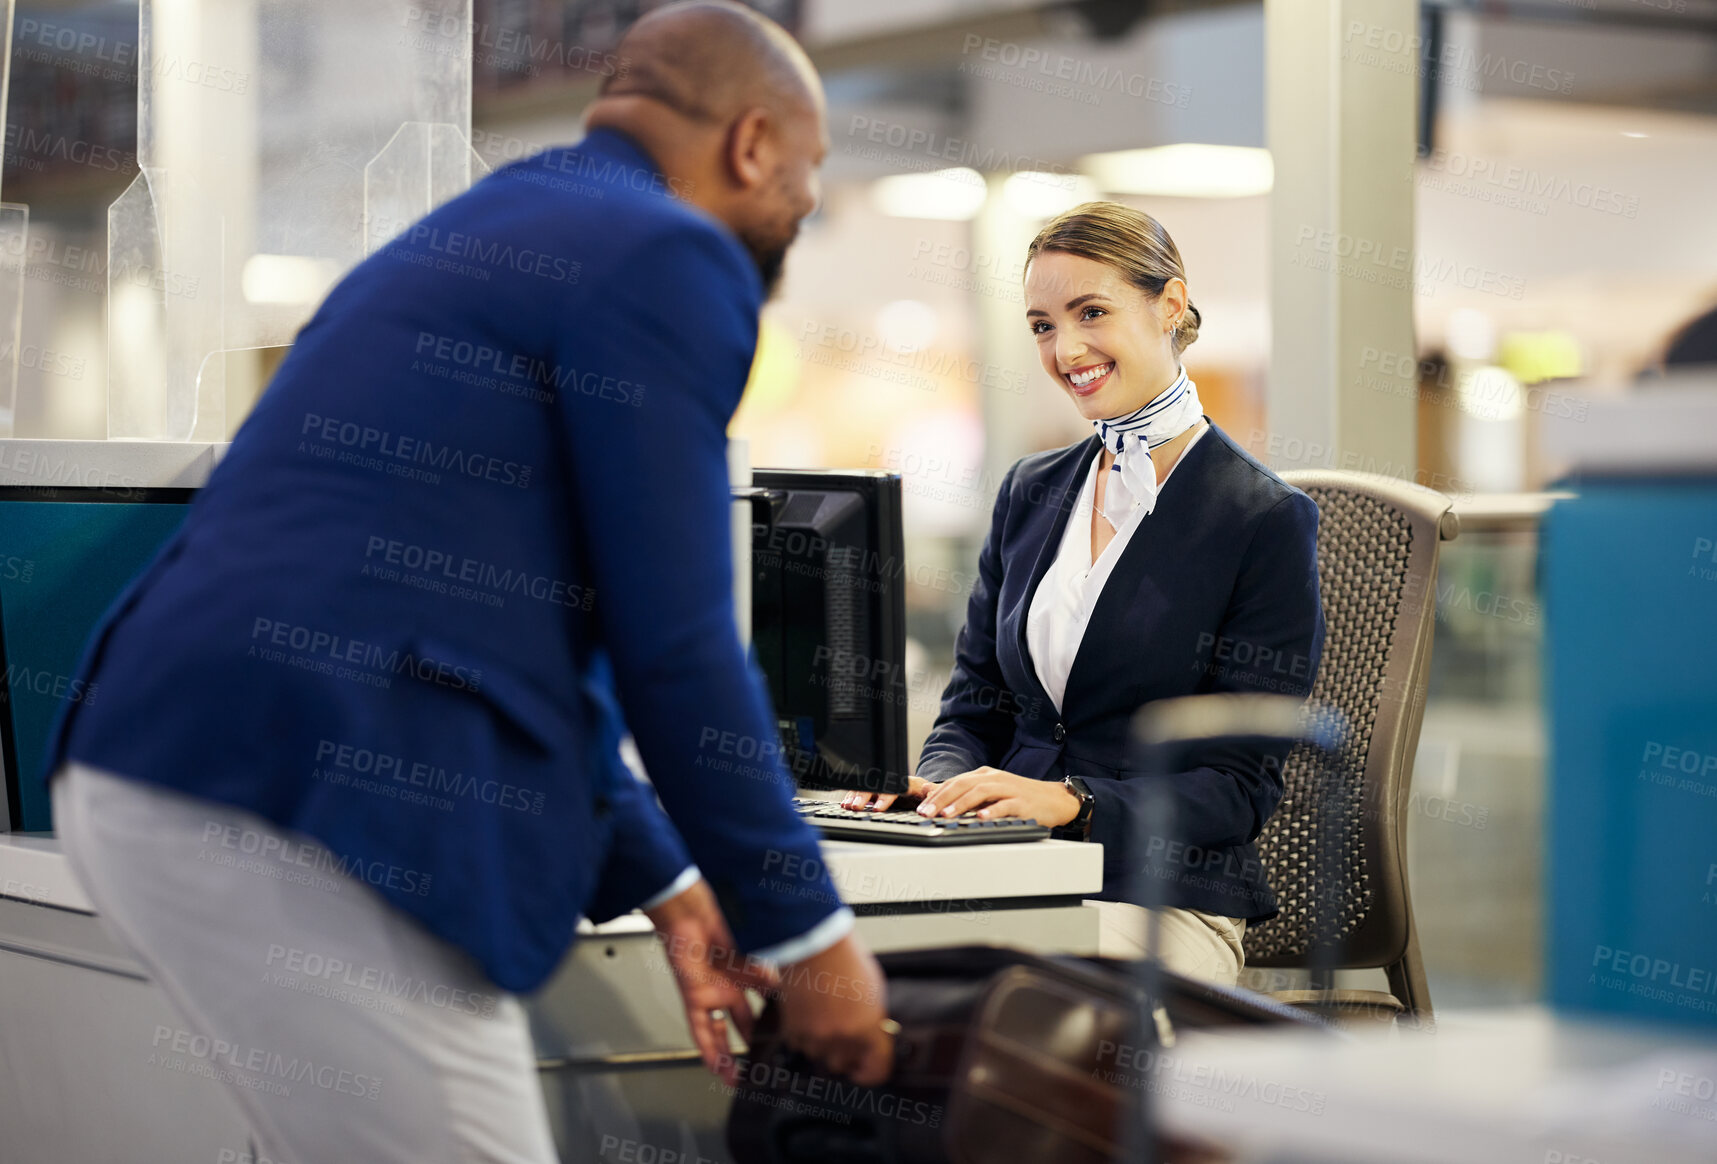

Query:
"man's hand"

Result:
[[840, 774, 932, 813], [915, 766, 1081, 827], [775, 933, 893, 1087], [645, 877, 777, 1084]]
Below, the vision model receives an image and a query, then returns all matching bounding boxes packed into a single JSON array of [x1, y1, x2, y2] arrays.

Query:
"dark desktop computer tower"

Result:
[[747, 470, 910, 798]]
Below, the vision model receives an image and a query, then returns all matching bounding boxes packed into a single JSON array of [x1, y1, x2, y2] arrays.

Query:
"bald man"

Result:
[[47, 4, 891, 1161]]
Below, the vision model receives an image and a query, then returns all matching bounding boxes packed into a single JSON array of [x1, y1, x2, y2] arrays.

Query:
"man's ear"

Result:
[[725, 107, 773, 191]]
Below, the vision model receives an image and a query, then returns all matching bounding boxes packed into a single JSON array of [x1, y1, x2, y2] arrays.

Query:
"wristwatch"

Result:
[[1054, 775, 1095, 841]]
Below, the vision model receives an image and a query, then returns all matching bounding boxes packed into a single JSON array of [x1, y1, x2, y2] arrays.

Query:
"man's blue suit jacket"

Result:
[[916, 426, 1326, 920], [49, 129, 844, 992]]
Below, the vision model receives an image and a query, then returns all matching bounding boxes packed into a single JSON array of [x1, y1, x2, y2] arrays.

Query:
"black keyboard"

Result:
[[792, 799, 1049, 846]]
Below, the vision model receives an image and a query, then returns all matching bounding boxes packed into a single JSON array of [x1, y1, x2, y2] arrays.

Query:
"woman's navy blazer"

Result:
[[916, 424, 1326, 920]]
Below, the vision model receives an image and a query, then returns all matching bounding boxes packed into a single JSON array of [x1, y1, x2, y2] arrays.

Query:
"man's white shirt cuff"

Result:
[[748, 906, 855, 968], [639, 865, 702, 913]]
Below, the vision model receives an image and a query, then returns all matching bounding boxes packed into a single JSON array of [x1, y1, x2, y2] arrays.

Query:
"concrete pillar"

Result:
[[1265, 0, 1418, 477]]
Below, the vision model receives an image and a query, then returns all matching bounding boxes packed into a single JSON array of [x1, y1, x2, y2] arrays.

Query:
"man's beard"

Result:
[[741, 221, 796, 300], [737, 166, 806, 299]]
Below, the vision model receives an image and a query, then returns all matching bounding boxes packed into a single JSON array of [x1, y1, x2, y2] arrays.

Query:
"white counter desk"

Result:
[[1152, 1006, 1717, 1164], [0, 830, 1102, 1163]]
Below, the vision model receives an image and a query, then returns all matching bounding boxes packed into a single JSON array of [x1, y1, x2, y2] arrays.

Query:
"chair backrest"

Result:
[[1243, 471, 1458, 970]]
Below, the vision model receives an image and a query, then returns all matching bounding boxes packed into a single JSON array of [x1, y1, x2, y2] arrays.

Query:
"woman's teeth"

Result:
[[1068, 363, 1112, 388]]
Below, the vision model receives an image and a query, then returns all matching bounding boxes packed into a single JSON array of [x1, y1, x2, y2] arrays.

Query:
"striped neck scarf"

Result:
[[1091, 366, 1203, 529]]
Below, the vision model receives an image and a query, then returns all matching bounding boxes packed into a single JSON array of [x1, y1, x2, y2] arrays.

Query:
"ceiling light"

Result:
[[242, 254, 341, 305], [1082, 144, 1273, 198], [1002, 171, 1098, 219], [1447, 308, 1495, 363], [870, 168, 987, 220]]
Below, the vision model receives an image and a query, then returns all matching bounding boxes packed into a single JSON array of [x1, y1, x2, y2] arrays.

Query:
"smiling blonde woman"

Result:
[[845, 201, 1326, 984]]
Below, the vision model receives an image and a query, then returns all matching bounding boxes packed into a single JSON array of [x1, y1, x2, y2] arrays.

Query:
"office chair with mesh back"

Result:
[[1240, 471, 1460, 1028]]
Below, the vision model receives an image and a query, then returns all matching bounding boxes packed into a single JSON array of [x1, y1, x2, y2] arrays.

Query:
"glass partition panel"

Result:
[[0, 3, 18, 436], [107, 167, 223, 441], [1409, 524, 1547, 1008], [364, 121, 489, 254], [109, 0, 482, 441], [0, 204, 27, 438]]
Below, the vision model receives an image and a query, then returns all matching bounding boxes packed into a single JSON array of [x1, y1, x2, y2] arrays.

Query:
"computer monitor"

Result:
[[748, 470, 909, 797], [0, 486, 194, 831]]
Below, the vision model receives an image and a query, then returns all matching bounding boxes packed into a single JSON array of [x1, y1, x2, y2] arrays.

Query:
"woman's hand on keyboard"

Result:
[[915, 767, 1081, 827], [840, 775, 932, 813]]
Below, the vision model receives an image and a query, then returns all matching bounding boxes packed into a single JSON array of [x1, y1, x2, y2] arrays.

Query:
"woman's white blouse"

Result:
[[1025, 425, 1209, 713]]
